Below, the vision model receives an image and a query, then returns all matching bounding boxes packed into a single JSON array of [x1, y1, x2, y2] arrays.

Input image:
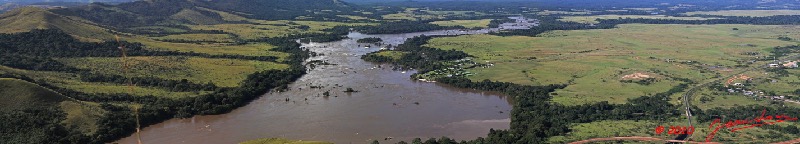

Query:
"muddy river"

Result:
[[116, 17, 534, 144]]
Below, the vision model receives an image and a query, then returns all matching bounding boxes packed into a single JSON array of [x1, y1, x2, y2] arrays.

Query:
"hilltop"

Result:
[[0, 7, 114, 41], [49, 0, 366, 28], [0, 78, 105, 143]]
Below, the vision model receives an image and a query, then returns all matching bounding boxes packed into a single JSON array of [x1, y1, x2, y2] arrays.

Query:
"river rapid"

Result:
[[116, 17, 535, 144]]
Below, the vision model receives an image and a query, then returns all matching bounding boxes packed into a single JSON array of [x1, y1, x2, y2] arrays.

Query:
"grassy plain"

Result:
[[559, 15, 720, 24], [373, 51, 408, 60], [0, 7, 115, 42], [536, 10, 594, 15], [683, 10, 800, 17], [382, 8, 485, 21], [58, 56, 289, 87], [127, 36, 289, 58], [0, 78, 106, 134], [154, 33, 235, 43], [0, 66, 206, 98], [425, 24, 799, 105], [187, 21, 373, 40], [429, 19, 492, 28]]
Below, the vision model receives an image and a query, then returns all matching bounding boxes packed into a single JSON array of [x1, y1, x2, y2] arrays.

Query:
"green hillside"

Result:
[[0, 7, 115, 41], [0, 78, 106, 142], [0, 78, 67, 112]]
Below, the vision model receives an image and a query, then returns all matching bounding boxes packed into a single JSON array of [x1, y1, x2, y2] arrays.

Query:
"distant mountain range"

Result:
[[0, 0, 133, 4], [0, 0, 373, 39]]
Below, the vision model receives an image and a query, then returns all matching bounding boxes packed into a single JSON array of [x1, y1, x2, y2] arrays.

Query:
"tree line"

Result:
[[364, 35, 698, 143], [0, 29, 278, 72]]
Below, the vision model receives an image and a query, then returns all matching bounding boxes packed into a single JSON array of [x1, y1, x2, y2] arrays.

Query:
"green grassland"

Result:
[[382, 8, 485, 21], [684, 10, 800, 17], [685, 68, 800, 109], [337, 15, 373, 21], [373, 51, 408, 60], [153, 33, 236, 43], [0, 78, 106, 134], [0, 66, 207, 98], [559, 15, 720, 24], [0, 7, 115, 42], [536, 10, 594, 15], [127, 36, 290, 58], [425, 24, 798, 106], [240, 138, 331, 144], [546, 120, 674, 143], [58, 56, 289, 87], [429, 19, 492, 28], [195, 7, 251, 22], [0, 78, 69, 112], [692, 87, 770, 110], [188, 21, 373, 40], [169, 8, 225, 25]]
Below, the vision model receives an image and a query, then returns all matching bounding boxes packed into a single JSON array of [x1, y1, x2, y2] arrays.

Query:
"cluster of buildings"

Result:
[[768, 60, 798, 68], [727, 83, 795, 102]]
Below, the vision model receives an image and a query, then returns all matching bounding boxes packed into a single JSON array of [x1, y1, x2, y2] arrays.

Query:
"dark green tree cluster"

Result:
[[78, 73, 218, 92], [0, 29, 279, 72], [361, 36, 469, 71], [353, 21, 466, 34], [357, 37, 383, 43]]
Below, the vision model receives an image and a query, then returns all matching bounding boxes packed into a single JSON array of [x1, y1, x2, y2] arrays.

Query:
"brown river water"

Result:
[[115, 17, 535, 144]]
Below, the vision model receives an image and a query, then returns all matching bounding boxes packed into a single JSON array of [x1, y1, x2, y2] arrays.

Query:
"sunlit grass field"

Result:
[[373, 51, 408, 60], [126, 36, 290, 58], [58, 56, 289, 87], [536, 10, 594, 15], [0, 78, 106, 134], [188, 21, 373, 40], [559, 15, 720, 24], [425, 24, 798, 105], [430, 19, 492, 28], [382, 8, 485, 21], [0, 66, 208, 98], [153, 33, 235, 43], [683, 10, 800, 17]]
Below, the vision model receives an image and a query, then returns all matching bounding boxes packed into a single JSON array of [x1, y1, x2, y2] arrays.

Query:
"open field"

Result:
[[382, 8, 485, 21], [240, 138, 331, 144], [188, 21, 373, 40], [0, 78, 106, 134], [559, 15, 720, 24], [425, 24, 799, 105], [429, 19, 492, 28], [683, 10, 800, 17], [691, 87, 771, 110], [536, 10, 594, 15], [373, 51, 408, 60], [58, 56, 289, 87], [547, 120, 673, 143], [0, 7, 115, 42], [0, 66, 207, 98], [127, 36, 290, 58], [153, 33, 235, 43]]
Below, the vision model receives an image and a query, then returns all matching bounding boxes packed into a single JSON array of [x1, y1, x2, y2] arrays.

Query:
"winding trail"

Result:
[[678, 53, 800, 141], [569, 136, 800, 144]]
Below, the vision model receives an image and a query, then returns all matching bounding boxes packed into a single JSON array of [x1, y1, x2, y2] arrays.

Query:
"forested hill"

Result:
[[50, 0, 368, 28]]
